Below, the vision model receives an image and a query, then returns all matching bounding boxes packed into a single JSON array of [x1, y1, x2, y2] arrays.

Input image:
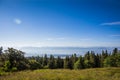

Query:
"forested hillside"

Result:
[[0, 47, 120, 72]]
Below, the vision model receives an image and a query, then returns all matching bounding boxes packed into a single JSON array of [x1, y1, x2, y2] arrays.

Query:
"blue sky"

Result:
[[0, 0, 120, 47]]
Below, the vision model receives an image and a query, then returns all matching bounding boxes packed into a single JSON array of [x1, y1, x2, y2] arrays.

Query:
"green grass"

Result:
[[0, 67, 120, 80]]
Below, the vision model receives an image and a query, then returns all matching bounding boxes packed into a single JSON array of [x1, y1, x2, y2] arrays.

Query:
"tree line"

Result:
[[0, 47, 120, 72]]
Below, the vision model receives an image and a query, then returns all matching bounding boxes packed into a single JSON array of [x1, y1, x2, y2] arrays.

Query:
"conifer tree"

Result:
[[42, 54, 48, 66], [74, 56, 84, 69], [84, 51, 91, 68], [55, 56, 63, 68], [48, 55, 55, 69], [89, 51, 96, 68], [64, 56, 69, 69]]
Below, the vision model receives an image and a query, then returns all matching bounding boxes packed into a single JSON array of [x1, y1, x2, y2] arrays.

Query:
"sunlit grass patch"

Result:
[[0, 68, 120, 80]]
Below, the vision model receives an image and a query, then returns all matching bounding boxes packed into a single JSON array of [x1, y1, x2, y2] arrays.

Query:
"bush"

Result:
[[11, 67, 17, 72], [29, 60, 42, 70], [3, 61, 11, 72], [43, 65, 49, 69]]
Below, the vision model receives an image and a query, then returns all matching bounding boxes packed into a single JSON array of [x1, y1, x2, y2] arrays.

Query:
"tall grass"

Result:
[[0, 67, 120, 80]]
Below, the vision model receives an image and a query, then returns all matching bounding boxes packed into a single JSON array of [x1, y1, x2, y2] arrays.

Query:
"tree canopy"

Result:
[[0, 47, 120, 72]]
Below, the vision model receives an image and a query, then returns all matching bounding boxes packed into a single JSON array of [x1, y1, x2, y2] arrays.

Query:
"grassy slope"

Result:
[[0, 68, 120, 80]]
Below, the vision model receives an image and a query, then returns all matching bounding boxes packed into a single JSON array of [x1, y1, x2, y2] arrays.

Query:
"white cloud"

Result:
[[100, 21, 120, 26], [14, 18, 22, 24]]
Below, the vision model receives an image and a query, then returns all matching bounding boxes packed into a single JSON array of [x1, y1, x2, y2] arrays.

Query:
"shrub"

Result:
[[3, 60, 11, 72], [11, 67, 17, 72]]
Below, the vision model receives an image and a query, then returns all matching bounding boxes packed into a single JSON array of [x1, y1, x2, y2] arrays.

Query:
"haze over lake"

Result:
[[19, 47, 120, 57]]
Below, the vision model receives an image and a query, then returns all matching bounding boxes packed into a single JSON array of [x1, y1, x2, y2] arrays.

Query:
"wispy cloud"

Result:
[[110, 35, 120, 37], [56, 38, 64, 40], [79, 38, 92, 41], [47, 38, 65, 41], [101, 21, 120, 26], [47, 38, 53, 41], [14, 18, 22, 24]]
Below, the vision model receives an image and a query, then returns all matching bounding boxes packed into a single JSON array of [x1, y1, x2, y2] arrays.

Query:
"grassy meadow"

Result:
[[0, 67, 120, 80]]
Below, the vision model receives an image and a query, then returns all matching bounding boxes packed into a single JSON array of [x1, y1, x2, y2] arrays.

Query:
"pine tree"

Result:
[[73, 53, 78, 63], [89, 51, 96, 68], [95, 53, 101, 67], [0, 47, 3, 55], [68, 56, 74, 69], [0, 47, 4, 67], [100, 50, 109, 67], [64, 56, 69, 69], [42, 54, 48, 66], [55, 56, 63, 68], [74, 56, 84, 69], [84, 51, 91, 68], [112, 48, 118, 56], [48, 55, 55, 69]]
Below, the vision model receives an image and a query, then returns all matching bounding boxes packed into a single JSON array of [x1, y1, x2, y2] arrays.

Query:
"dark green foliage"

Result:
[[95, 54, 101, 67], [42, 54, 48, 66], [100, 50, 109, 67], [103, 57, 111, 67], [74, 56, 84, 69], [69, 54, 78, 69], [3, 60, 11, 72], [48, 55, 55, 69], [107, 48, 119, 67], [55, 56, 63, 68], [3, 48, 29, 71], [89, 51, 96, 68], [29, 59, 42, 70], [0, 47, 3, 55], [84, 51, 91, 68], [112, 48, 118, 55], [104, 53, 120, 67], [73, 53, 78, 63], [0, 47, 4, 67], [36, 56, 43, 65], [64, 56, 70, 69], [11, 67, 17, 72], [63, 55, 74, 69], [68, 57, 73, 69]]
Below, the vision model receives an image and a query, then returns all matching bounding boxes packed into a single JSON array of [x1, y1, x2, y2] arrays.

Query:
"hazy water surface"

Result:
[[19, 47, 120, 57]]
